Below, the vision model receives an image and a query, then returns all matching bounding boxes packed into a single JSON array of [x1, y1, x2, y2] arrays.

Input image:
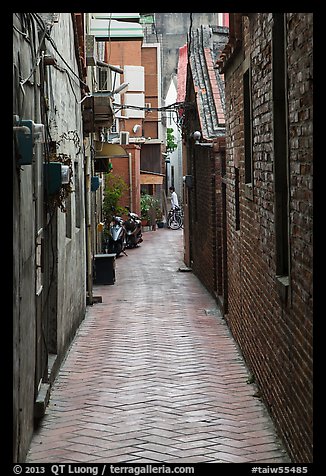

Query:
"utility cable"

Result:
[[30, 13, 89, 90], [112, 101, 191, 113]]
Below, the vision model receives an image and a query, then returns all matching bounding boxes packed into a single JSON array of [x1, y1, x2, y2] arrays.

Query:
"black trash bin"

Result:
[[93, 253, 116, 285]]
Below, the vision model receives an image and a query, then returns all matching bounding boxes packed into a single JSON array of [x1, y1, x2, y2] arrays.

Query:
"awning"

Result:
[[95, 142, 128, 158], [140, 171, 164, 185], [93, 13, 141, 22], [90, 19, 144, 40]]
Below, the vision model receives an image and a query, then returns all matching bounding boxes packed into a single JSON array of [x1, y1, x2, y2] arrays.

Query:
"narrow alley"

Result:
[[26, 228, 290, 464]]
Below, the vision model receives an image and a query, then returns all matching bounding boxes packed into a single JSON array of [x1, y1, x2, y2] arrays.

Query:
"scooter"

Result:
[[124, 207, 143, 248], [103, 215, 127, 257]]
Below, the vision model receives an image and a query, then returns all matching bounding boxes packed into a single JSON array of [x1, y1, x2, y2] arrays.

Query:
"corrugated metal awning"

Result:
[[90, 19, 143, 40], [93, 13, 141, 22], [95, 142, 128, 158]]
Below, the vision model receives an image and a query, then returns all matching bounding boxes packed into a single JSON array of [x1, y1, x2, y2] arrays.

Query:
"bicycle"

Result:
[[167, 206, 183, 230]]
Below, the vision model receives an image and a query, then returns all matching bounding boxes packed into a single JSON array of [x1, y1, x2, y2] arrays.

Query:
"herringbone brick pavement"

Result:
[[26, 228, 290, 464]]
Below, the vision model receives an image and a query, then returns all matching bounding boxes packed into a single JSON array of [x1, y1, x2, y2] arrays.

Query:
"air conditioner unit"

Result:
[[120, 131, 129, 145]]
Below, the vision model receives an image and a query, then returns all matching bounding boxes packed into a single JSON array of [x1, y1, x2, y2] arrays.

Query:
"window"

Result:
[[235, 167, 240, 231], [75, 162, 81, 229], [243, 67, 253, 200], [272, 14, 290, 280], [97, 66, 111, 91], [65, 192, 72, 238]]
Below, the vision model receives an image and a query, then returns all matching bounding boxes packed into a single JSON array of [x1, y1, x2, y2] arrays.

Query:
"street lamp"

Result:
[[192, 130, 213, 148]]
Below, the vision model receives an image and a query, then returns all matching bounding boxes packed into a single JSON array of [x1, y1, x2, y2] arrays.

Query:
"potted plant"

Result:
[[140, 193, 151, 225], [155, 205, 164, 228], [140, 194, 162, 228]]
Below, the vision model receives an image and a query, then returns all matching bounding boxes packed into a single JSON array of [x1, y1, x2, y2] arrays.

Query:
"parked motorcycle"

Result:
[[103, 214, 127, 257], [124, 207, 143, 248]]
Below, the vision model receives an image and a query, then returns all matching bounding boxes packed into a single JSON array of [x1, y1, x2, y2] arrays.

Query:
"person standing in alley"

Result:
[[169, 186, 179, 210]]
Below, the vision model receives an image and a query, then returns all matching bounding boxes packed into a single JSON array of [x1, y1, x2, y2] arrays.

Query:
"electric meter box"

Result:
[[17, 120, 33, 165], [91, 176, 100, 191], [44, 162, 62, 195], [61, 165, 70, 184], [16, 120, 45, 165]]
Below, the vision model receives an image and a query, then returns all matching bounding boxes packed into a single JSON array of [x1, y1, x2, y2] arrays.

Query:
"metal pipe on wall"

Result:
[[129, 152, 133, 210], [84, 151, 93, 305]]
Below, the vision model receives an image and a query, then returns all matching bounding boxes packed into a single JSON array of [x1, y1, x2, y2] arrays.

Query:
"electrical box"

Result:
[[44, 162, 62, 195], [44, 162, 72, 195], [16, 120, 33, 165], [15, 120, 45, 165], [61, 165, 70, 184], [91, 176, 100, 191]]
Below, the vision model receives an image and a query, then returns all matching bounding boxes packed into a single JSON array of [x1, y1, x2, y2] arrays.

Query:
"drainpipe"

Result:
[[129, 152, 133, 210], [85, 152, 93, 304]]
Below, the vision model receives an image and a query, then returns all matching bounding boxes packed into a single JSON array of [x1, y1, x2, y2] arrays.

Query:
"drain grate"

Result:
[[204, 308, 223, 317], [178, 266, 192, 272]]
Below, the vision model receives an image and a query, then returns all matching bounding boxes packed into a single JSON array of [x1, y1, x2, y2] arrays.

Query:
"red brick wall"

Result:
[[190, 147, 217, 295], [223, 13, 313, 462], [110, 145, 141, 217], [109, 40, 142, 66], [186, 133, 225, 307], [142, 46, 159, 137], [106, 40, 151, 218]]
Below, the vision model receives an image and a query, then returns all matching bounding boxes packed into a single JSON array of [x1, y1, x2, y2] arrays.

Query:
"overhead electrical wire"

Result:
[[112, 101, 193, 113], [30, 13, 89, 90], [112, 100, 195, 133]]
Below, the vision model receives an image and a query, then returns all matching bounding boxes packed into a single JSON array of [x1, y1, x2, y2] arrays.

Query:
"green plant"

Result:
[[166, 127, 177, 153], [140, 194, 161, 222], [155, 202, 163, 221], [140, 194, 151, 221], [102, 174, 129, 226]]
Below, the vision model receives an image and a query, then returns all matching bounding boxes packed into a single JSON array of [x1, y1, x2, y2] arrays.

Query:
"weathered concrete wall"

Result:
[[13, 12, 41, 461], [13, 13, 87, 462], [44, 14, 86, 356], [148, 13, 220, 99]]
